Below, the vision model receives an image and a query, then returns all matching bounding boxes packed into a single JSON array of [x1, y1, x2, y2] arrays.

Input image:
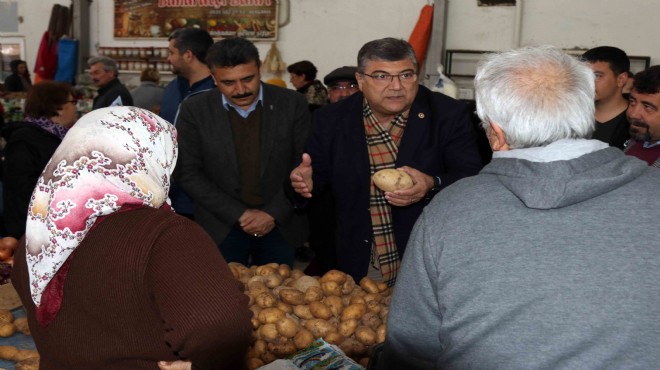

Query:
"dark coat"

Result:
[[175, 84, 311, 247], [92, 78, 134, 110], [306, 85, 483, 281], [2, 122, 61, 237]]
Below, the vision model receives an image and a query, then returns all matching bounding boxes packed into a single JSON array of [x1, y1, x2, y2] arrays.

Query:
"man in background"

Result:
[[160, 28, 214, 219], [88, 56, 133, 110], [175, 37, 310, 267], [381, 45, 660, 369], [324, 66, 359, 104], [582, 46, 631, 149], [625, 65, 660, 167]]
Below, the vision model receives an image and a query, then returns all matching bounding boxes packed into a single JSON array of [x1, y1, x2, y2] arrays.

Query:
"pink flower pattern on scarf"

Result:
[[25, 106, 177, 309]]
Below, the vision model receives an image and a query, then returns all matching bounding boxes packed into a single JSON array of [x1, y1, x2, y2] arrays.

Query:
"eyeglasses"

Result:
[[359, 71, 417, 84], [329, 83, 358, 91], [66, 100, 78, 105]]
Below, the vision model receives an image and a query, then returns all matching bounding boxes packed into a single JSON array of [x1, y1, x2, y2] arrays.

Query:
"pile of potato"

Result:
[[0, 309, 39, 370], [228, 263, 392, 370]]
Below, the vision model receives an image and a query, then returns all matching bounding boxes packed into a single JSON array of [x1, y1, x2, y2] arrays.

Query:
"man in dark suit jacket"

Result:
[[291, 38, 482, 284], [175, 38, 310, 267]]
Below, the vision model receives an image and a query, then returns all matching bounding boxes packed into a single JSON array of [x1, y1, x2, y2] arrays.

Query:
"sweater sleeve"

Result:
[[145, 218, 252, 370]]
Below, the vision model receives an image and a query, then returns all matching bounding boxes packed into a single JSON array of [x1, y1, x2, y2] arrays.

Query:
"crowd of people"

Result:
[[0, 28, 659, 369]]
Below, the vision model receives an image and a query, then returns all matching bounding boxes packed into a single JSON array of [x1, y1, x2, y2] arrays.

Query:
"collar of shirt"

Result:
[[176, 75, 214, 98], [222, 84, 263, 119], [643, 140, 660, 148]]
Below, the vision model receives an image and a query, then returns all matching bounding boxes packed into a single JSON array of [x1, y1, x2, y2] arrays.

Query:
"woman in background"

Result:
[[288, 60, 328, 111], [130, 67, 165, 114], [4, 60, 32, 92], [2, 81, 77, 238], [11, 106, 252, 370]]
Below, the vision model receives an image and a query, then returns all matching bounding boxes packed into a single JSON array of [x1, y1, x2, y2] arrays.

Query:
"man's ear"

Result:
[[616, 71, 628, 89], [487, 121, 510, 152]]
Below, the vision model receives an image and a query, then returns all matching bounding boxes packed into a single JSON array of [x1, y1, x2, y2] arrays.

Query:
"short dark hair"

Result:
[[581, 46, 630, 76], [9, 59, 26, 74], [168, 28, 214, 62], [205, 37, 261, 69], [632, 65, 660, 95], [140, 68, 160, 83], [24, 81, 74, 118], [357, 38, 418, 73], [287, 61, 317, 81]]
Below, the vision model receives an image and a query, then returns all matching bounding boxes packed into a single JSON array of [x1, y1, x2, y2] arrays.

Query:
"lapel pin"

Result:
[[418, 113, 425, 119]]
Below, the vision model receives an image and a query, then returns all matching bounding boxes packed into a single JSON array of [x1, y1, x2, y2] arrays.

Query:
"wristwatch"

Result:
[[425, 175, 442, 200]]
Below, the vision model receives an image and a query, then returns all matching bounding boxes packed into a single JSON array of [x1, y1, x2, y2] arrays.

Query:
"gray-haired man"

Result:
[[88, 56, 133, 110]]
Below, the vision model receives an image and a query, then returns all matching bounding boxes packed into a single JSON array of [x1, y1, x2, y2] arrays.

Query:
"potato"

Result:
[[247, 277, 268, 294], [341, 275, 356, 295], [304, 286, 324, 303], [324, 331, 346, 345], [340, 303, 367, 321], [291, 269, 305, 280], [260, 351, 277, 364], [359, 277, 380, 294], [0, 323, 16, 337], [259, 323, 280, 343], [16, 357, 39, 370], [0, 311, 13, 325], [278, 264, 292, 278], [320, 270, 347, 285], [276, 316, 299, 338], [349, 294, 366, 305], [258, 307, 285, 324], [363, 293, 381, 304], [239, 270, 254, 285], [359, 357, 370, 368], [246, 357, 265, 370], [256, 265, 278, 276], [0, 346, 18, 360], [255, 292, 277, 308], [355, 326, 378, 346], [338, 318, 358, 337], [247, 339, 267, 358], [366, 299, 382, 314], [293, 275, 320, 292], [309, 301, 333, 320], [293, 305, 315, 320], [11, 349, 38, 362], [360, 311, 382, 330], [321, 280, 342, 296], [372, 168, 413, 192], [268, 340, 297, 356], [377, 282, 389, 293], [293, 328, 314, 349], [303, 319, 334, 338], [263, 273, 283, 288], [376, 324, 387, 343], [250, 317, 261, 329], [276, 301, 293, 314], [324, 295, 344, 317], [338, 337, 367, 357], [279, 288, 305, 305]]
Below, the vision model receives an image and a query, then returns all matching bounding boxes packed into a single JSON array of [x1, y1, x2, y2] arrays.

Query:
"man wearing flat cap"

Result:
[[324, 66, 360, 104]]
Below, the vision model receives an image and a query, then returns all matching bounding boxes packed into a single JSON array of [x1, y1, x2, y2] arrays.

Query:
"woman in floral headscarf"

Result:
[[2, 81, 77, 238], [11, 106, 252, 370]]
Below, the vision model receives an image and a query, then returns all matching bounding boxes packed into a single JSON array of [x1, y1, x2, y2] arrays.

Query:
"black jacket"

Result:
[[93, 78, 134, 110], [2, 122, 62, 237]]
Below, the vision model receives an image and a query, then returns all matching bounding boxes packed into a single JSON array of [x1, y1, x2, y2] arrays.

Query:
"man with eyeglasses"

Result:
[[324, 66, 360, 104], [290, 38, 482, 286]]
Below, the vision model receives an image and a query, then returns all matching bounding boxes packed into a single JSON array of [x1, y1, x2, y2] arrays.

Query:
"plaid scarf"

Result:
[[363, 99, 408, 286]]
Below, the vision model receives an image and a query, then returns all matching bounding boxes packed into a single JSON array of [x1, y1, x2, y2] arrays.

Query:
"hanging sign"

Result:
[[113, 0, 278, 40]]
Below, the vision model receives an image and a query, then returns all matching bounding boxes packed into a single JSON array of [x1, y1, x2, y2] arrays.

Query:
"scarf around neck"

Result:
[[24, 115, 69, 140], [25, 106, 177, 325]]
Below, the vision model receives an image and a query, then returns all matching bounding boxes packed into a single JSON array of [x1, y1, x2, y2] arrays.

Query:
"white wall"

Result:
[[6, 0, 660, 88]]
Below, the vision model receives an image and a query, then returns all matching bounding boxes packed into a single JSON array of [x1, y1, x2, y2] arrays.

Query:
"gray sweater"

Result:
[[381, 144, 660, 370]]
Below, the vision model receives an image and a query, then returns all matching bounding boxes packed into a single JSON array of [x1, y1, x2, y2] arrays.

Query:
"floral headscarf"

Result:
[[25, 106, 177, 325]]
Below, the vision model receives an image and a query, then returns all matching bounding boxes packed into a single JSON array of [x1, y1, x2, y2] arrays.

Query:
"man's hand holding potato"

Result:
[[240, 209, 276, 237], [290, 153, 314, 198], [383, 166, 434, 207]]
